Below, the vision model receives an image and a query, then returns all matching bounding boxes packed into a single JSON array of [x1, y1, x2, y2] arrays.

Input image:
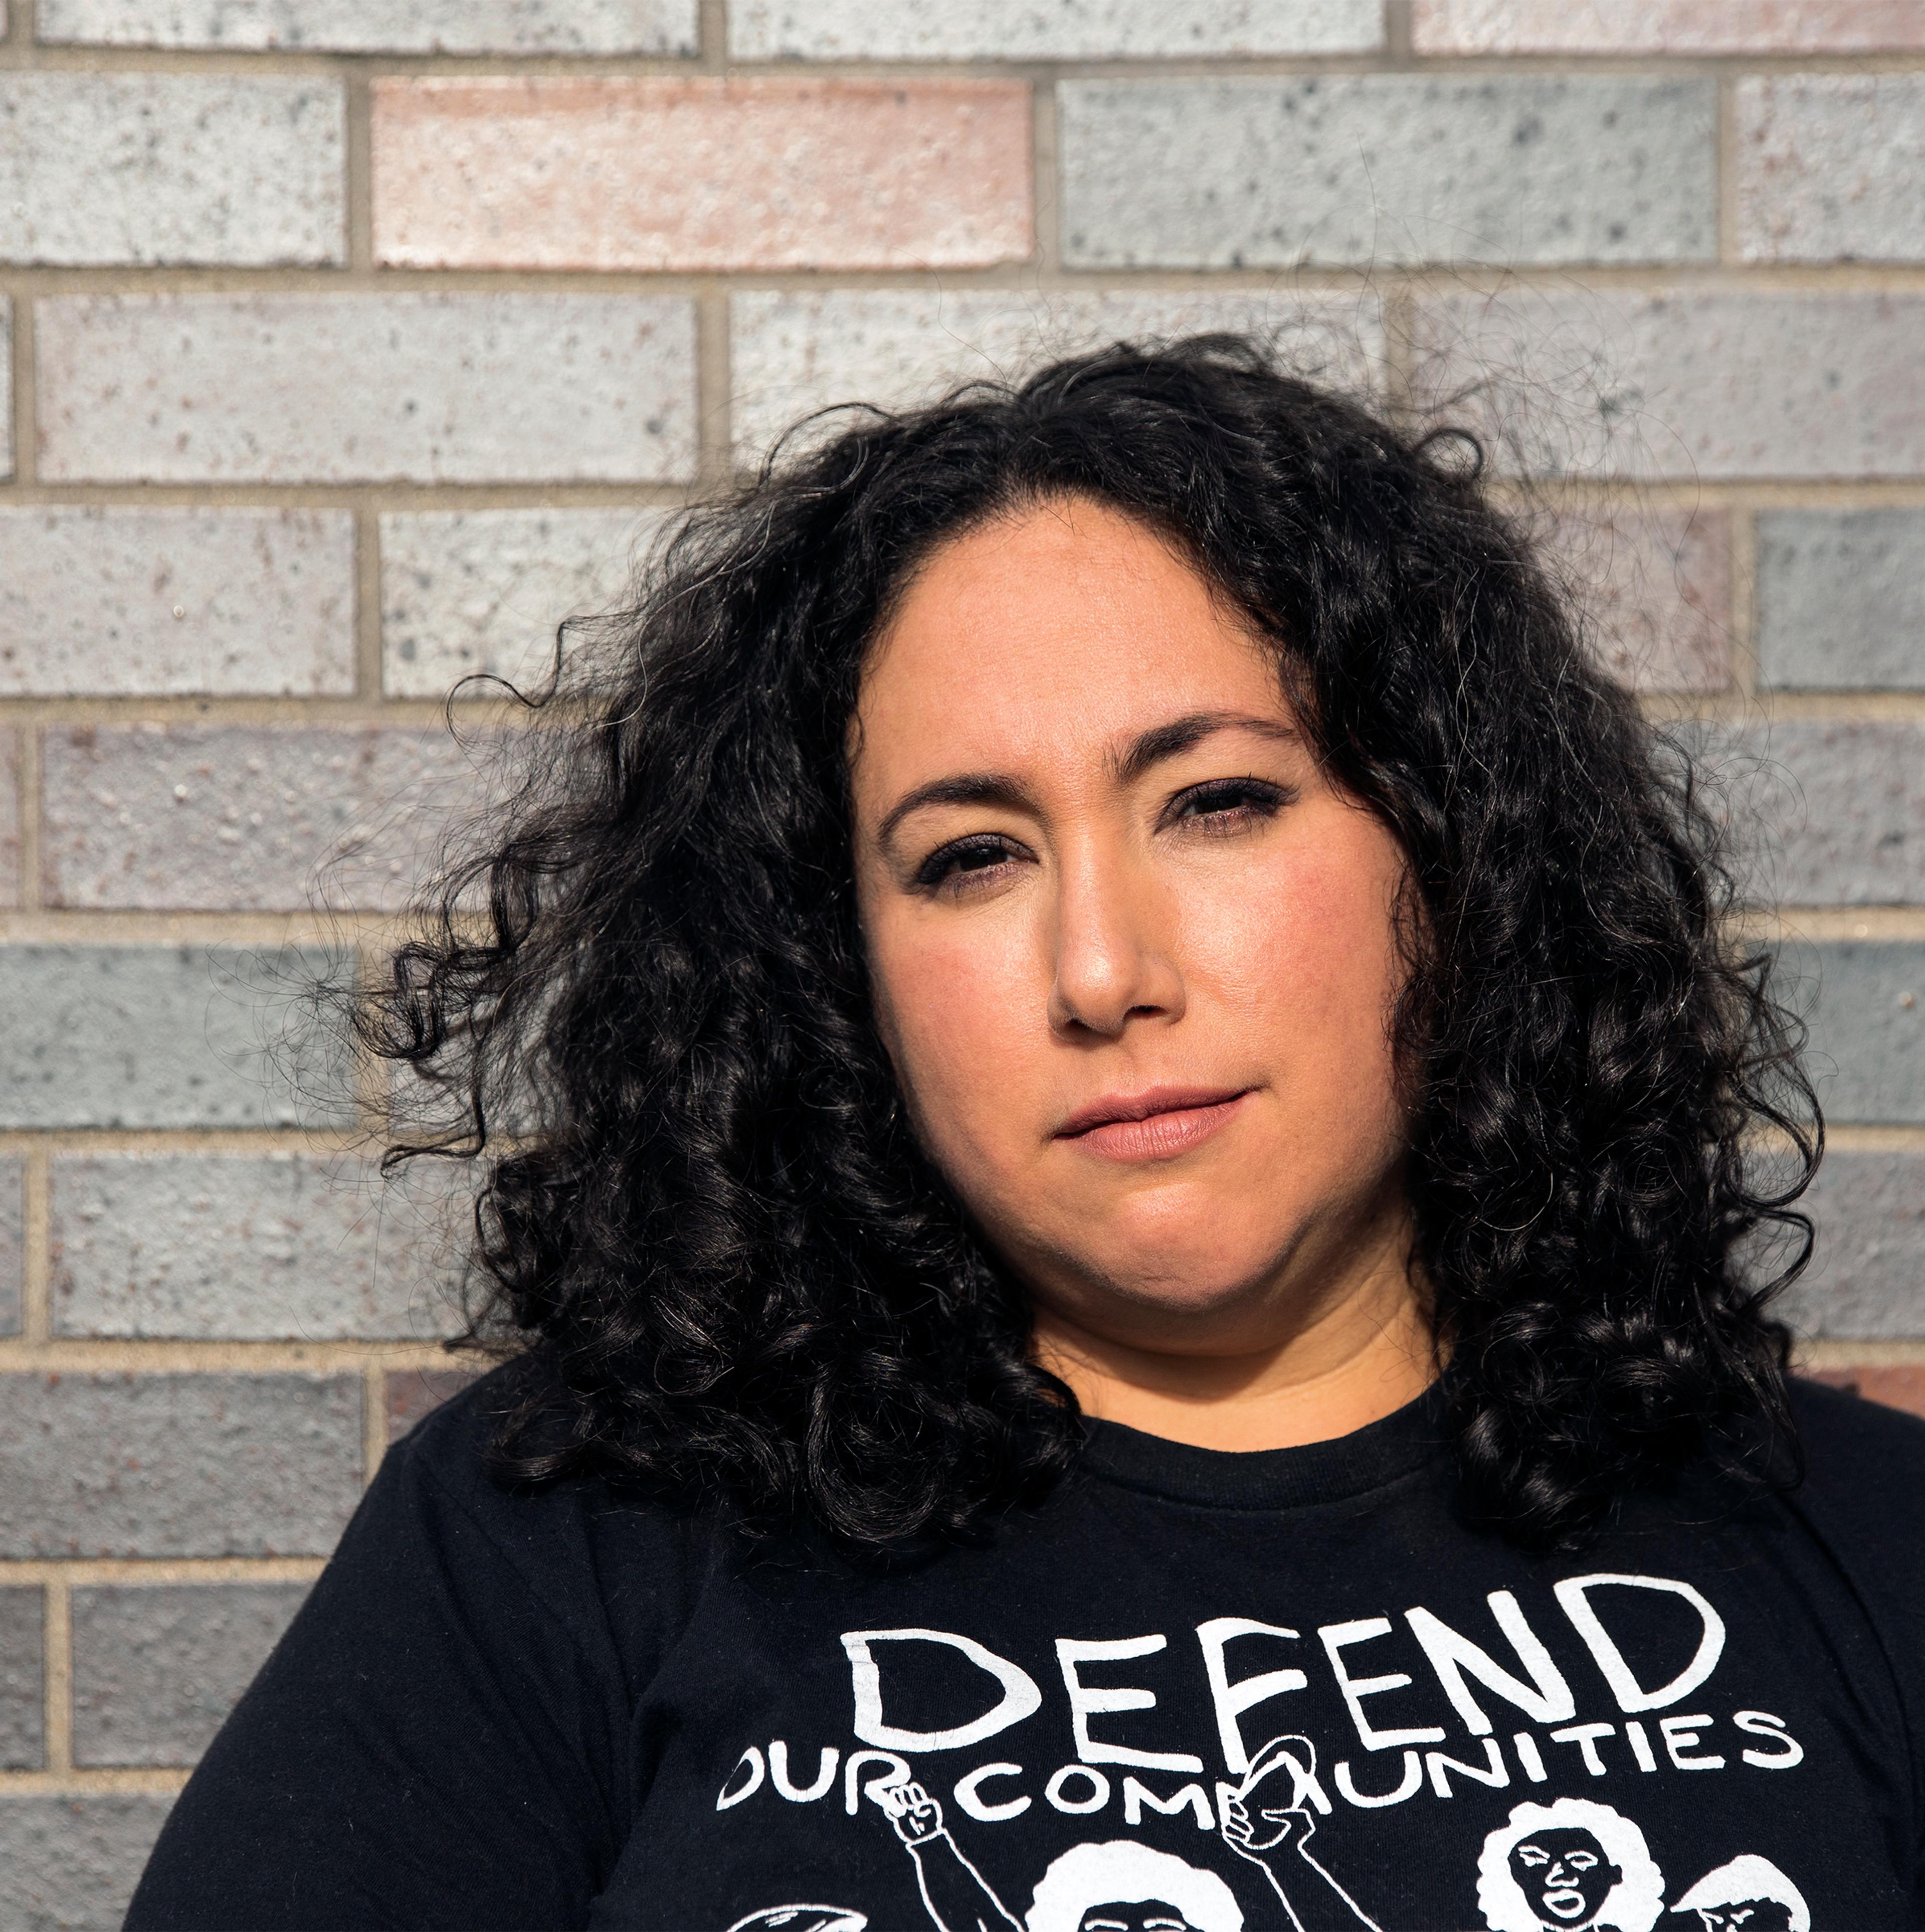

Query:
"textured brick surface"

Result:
[[0, 1374, 361, 1558], [42, 723, 492, 913], [0, 508, 354, 697], [39, 0, 697, 50], [0, 1156, 22, 1339], [1414, 292, 1925, 480], [387, 1366, 483, 1443], [1739, 77, 1925, 265], [0, 1588, 44, 1770], [373, 78, 1032, 273], [1781, 1152, 1925, 1339], [1725, 723, 1925, 906], [731, 0, 1382, 58], [1758, 510, 1925, 690], [1541, 507, 1730, 693], [381, 508, 650, 700], [0, 729, 18, 907], [1790, 943, 1925, 1125], [1413, 1, 1925, 53], [0, 1794, 175, 1932], [37, 294, 698, 484], [0, 74, 342, 267], [51, 1153, 468, 1341], [731, 288, 1385, 458], [0, 946, 353, 1131], [1809, 1365, 1925, 1418], [1059, 77, 1715, 269], [72, 1583, 309, 1767]]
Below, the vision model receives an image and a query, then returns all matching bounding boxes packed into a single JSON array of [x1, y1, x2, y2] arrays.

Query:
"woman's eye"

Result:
[[914, 835, 1022, 893], [1167, 778, 1289, 830]]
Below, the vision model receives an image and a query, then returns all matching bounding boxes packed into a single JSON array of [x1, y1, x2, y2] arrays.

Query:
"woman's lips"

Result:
[[1056, 1087, 1251, 1163]]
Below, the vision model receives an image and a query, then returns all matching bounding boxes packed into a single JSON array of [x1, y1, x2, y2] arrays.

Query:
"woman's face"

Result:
[[849, 496, 1415, 1361]]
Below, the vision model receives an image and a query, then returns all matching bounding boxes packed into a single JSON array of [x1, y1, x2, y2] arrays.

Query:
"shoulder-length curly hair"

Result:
[[366, 335, 1818, 1552]]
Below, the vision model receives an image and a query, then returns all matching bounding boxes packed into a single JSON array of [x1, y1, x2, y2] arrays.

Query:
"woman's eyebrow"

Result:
[[875, 772, 1036, 852], [1110, 709, 1299, 784]]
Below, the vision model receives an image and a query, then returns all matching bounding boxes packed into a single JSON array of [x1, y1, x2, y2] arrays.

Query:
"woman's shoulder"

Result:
[[1789, 1372, 1925, 1495]]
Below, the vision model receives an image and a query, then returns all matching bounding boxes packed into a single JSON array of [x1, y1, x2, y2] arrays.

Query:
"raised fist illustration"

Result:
[[1223, 1736, 1318, 1860], [879, 1779, 945, 1846]]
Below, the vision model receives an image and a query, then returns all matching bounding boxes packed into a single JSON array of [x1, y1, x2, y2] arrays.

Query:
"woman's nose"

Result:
[[1046, 840, 1184, 1038]]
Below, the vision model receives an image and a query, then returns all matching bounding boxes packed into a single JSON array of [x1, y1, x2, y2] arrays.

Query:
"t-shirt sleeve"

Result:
[[125, 1393, 636, 1932]]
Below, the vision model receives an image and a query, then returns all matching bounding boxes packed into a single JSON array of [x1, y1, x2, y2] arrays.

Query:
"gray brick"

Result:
[[1739, 76, 1925, 264], [0, 1588, 44, 1770], [0, 1794, 174, 1932], [731, 288, 1385, 460], [1414, 291, 1925, 479], [72, 1583, 308, 1767], [37, 293, 698, 485], [1783, 942, 1925, 1125], [0, 75, 342, 267], [0, 1374, 361, 1558], [0, 946, 355, 1131], [381, 509, 651, 700], [0, 508, 355, 697], [51, 1153, 468, 1341], [0, 1156, 22, 1339], [731, 0, 1380, 57], [42, 724, 493, 913], [38, 0, 698, 51], [1059, 77, 1715, 269], [1780, 1150, 1925, 1338], [1757, 510, 1925, 689], [1701, 722, 1925, 905]]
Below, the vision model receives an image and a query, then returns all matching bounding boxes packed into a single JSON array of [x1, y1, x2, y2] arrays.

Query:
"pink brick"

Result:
[[1413, 0, 1925, 53], [371, 77, 1033, 272], [0, 731, 18, 908], [41, 724, 494, 913], [385, 1367, 481, 1445], [1542, 507, 1731, 693], [1808, 1365, 1925, 1420]]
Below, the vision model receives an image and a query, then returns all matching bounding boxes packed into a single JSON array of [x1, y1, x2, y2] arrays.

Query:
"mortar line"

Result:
[[1715, 71, 1741, 267], [0, 1768, 190, 1795], [20, 1145, 49, 1344], [1383, 0, 1412, 62], [696, 289, 732, 487], [1728, 503, 1760, 698], [345, 68, 374, 275], [353, 505, 384, 698], [363, 1360, 389, 1488], [700, 0, 728, 72], [43, 1575, 71, 1776], [0, 1558, 328, 1586], [16, 715, 41, 910], [1031, 76, 1060, 278]]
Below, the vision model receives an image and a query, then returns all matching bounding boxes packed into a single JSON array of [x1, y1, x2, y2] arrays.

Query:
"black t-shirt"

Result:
[[129, 1376, 1925, 1932]]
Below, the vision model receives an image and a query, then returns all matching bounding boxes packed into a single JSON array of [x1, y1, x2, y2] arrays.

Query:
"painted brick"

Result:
[[38, 0, 697, 51], [0, 1374, 361, 1558], [1412, 1, 1925, 54], [0, 508, 354, 697], [0, 729, 18, 906], [1058, 77, 1715, 270], [36, 293, 698, 485], [1721, 723, 1925, 906], [730, 0, 1381, 58], [0, 1156, 22, 1339], [0, 75, 343, 268], [381, 509, 650, 701], [1785, 943, 1925, 1126], [72, 1583, 308, 1767], [1413, 292, 1925, 480], [1739, 77, 1925, 265], [1758, 510, 1925, 689], [1540, 507, 1730, 693], [1780, 1152, 1925, 1338], [372, 78, 1032, 273], [42, 723, 492, 913], [0, 946, 355, 1131], [51, 1153, 469, 1342], [0, 1794, 174, 1932], [730, 288, 1385, 459], [0, 1588, 43, 1770], [387, 1366, 483, 1444]]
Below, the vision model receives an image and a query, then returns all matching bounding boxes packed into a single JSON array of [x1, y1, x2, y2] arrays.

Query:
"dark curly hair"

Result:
[[364, 334, 1820, 1552]]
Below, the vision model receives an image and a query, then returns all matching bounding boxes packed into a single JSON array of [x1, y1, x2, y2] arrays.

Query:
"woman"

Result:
[[128, 339, 1925, 1930]]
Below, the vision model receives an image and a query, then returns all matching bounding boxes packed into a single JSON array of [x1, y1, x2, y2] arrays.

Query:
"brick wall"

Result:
[[3, 3, 1923, 1920]]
